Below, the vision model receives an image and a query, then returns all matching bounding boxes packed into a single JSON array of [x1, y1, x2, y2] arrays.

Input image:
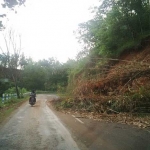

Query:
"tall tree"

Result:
[[77, 0, 150, 58], [0, 30, 25, 98]]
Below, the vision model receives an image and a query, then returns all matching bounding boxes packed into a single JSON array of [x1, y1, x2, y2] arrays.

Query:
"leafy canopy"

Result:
[[77, 0, 150, 58]]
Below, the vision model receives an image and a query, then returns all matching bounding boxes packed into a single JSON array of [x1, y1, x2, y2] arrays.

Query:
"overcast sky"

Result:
[[0, 0, 100, 62]]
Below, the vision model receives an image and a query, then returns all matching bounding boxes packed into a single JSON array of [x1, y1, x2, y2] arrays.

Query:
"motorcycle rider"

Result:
[[29, 89, 36, 103]]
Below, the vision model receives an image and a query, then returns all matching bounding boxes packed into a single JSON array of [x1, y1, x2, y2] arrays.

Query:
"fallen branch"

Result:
[[119, 71, 141, 93], [107, 108, 119, 114]]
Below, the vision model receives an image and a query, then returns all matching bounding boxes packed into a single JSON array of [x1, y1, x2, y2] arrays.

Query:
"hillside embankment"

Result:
[[52, 43, 150, 129]]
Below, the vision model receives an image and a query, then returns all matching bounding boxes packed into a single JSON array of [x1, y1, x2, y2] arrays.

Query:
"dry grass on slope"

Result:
[[72, 46, 150, 113]]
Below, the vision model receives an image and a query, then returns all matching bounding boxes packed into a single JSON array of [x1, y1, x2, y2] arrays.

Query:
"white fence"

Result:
[[1, 92, 30, 103], [1, 93, 17, 103]]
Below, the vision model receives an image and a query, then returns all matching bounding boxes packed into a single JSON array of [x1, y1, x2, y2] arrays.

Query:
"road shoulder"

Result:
[[46, 98, 150, 150]]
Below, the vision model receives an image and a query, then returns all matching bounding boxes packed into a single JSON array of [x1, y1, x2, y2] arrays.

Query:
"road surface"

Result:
[[0, 94, 150, 150], [0, 95, 80, 150]]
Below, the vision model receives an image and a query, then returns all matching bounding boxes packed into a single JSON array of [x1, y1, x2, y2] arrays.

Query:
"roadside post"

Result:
[[2, 94, 5, 103], [6, 94, 8, 101]]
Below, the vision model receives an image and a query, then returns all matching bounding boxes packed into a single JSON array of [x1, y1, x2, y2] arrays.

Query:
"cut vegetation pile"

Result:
[[50, 46, 150, 129], [73, 46, 150, 113]]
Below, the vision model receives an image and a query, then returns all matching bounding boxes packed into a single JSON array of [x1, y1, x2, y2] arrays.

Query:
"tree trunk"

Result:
[[15, 82, 20, 98], [12, 73, 20, 98]]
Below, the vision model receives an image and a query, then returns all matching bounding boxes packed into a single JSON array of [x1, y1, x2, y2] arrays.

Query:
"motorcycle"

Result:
[[29, 94, 36, 106]]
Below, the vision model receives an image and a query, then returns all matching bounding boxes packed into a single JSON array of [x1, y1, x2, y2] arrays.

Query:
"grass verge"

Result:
[[0, 97, 29, 124]]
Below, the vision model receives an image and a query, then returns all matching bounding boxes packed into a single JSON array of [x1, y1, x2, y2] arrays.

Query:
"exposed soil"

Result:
[[51, 45, 150, 130]]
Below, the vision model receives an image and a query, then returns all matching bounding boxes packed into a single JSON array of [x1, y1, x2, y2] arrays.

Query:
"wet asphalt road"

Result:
[[0, 95, 79, 150], [0, 94, 150, 150]]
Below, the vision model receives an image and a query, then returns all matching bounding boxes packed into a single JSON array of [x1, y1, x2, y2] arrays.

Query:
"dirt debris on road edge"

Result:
[[48, 97, 150, 131]]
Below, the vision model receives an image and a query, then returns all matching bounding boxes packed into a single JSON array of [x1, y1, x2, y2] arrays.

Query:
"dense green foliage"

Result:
[[0, 51, 72, 95], [78, 0, 150, 58], [0, 58, 71, 94], [21, 58, 71, 92], [0, 81, 12, 96]]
